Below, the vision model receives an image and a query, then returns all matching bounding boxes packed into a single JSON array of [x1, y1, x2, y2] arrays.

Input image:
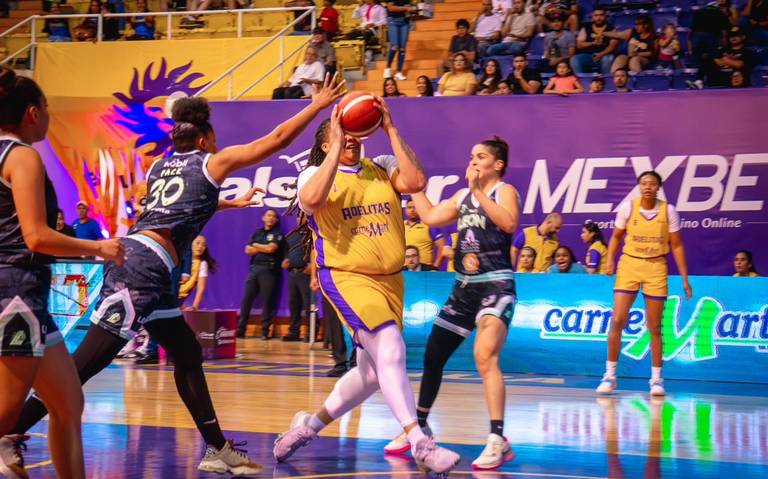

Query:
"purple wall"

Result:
[[42, 91, 768, 313]]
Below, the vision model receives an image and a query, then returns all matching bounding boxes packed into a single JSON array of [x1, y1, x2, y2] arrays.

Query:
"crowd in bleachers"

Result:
[[377, 0, 768, 95]]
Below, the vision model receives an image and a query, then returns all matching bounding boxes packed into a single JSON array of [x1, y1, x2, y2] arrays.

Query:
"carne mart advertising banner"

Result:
[[401, 272, 768, 383]]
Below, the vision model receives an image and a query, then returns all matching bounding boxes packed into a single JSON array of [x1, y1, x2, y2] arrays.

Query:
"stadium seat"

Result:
[[671, 68, 698, 90], [528, 33, 546, 56], [632, 70, 673, 91]]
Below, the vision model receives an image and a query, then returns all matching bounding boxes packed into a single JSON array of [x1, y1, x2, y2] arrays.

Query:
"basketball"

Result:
[[338, 91, 383, 138]]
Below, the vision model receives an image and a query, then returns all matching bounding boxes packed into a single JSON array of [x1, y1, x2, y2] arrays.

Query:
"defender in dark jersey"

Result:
[[383, 137, 520, 470], [0, 68, 124, 479], [2, 75, 345, 477]]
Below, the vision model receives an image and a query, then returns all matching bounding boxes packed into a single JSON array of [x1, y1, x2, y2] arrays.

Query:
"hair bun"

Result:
[[489, 135, 508, 147], [171, 97, 211, 126], [0, 67, 17, 100]]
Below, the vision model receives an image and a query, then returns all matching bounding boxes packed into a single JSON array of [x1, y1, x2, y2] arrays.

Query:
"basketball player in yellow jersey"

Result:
[[581, 221, 608, 274], [273, 100, 461, 474], [596, 171, 692, 397]]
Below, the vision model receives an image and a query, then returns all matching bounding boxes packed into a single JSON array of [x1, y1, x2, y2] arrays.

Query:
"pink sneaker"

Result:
[[273, 411, 317, 462], [412, 436, 460, 474]]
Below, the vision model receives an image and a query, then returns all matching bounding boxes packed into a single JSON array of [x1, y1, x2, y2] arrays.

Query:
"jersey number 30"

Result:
[[147, 177, 185, 210]]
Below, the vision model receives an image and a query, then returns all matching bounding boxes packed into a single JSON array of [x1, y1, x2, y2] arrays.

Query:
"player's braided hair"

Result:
[[285, 118, 332, 262]]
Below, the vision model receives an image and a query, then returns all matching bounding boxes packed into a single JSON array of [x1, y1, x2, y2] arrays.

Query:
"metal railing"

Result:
[[0, 6, 315, 75]]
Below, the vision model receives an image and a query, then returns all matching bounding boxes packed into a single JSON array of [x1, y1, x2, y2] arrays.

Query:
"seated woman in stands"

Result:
[[547, 246, 586, 274], [733, 250, 759, 277]]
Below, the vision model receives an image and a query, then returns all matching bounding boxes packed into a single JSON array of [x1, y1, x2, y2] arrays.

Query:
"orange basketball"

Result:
[[338, 91, 383, 138]]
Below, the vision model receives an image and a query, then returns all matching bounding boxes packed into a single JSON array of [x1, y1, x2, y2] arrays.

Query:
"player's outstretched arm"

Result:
[[374, 97, 426, 194], [217, 186, 265, 211], [6, 146, 124, 264], [411, 191, 460, 227], [207, 73, 345, 184], [604, 228, 625, 276], [298, 105, 345, 214]]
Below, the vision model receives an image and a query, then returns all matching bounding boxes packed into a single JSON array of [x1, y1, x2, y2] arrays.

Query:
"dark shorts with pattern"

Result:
[[90, 236, 180, 340], [435, 271, 517, 338], [0, 265, 63, 357]]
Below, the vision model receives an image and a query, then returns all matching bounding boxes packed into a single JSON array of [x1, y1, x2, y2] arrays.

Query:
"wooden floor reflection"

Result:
[[21, 340, 768, 478]]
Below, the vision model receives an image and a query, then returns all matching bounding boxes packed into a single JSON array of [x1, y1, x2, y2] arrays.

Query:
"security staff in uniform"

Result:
[[281, 229, 311, 341], [237, 209, 284, 339]]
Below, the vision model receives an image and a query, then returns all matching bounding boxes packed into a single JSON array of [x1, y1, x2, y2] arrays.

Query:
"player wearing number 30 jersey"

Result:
[[2, 75, 346, 478]]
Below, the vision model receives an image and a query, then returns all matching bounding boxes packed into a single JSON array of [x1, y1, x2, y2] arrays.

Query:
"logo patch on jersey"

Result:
[[462, 253, 480, 273], [9, 331, 27, 347], [106, 312, 122, 325], [460, 229, 481, 253]]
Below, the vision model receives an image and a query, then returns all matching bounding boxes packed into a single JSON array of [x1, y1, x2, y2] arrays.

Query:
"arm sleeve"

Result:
[[614, 201, 631, 229], [371, 155, 398, 178], [198, 260, 209, 278], [587, 249, 601, 268], [429, 227, 444, 241], [667, 204, 681, 233], [296, 166, 320, 214], [512, 231, 526, 249]]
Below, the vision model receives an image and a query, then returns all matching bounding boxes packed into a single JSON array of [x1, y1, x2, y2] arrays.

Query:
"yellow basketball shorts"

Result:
[[614, 254, 668, 300], [318, 268, 404, 334]]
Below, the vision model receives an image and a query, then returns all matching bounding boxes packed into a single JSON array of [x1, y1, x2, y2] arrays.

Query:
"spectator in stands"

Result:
[[720, 0, 741, 26], [733, 250, 759, 276], [56, 209, 75, 237], [495, 80, 512, 94], [272, 46, 325, 99], [476, 58, 503, 94], [444, 19, 478, 72], [470, 0, 504, 58], [731, 69, 747, 87], [570, 7, 618, 75], [486, 0, 535, 57], [384, 0, 415, 81], [284, 0, 315, 34], [319, 0, 340, 39], [127, 0, 155, 40], [511, 212, 562, 271], [416, 75, 435, 96], [72, 201, 102, 240], [543, 60, 583, 94], [548, 246, 586, 273], [516, 246, 538, 272], [537, 0, 578, 33], [43, 3, 72, 42], [543, 12, 576, 72], [581, 221, 607, 274], [604, 14, 657, 73], [690, 1, 732, 68], [689, 26, 754, 88], [506, 54, 542, 93], [383, 77, 406, 96], [611, 69, 631, 93], [349, 0, 388, 62], [742, 0, 768, 45], [100, 2, 121, 41], [310, 27, 337, 77], [492, 0, 510, 16], [404, 199, 444, 266], [589, 76, 605, 93], [438, 52, 478, 95], [179, 235, 217, 311], [657, 23, 682, 69], [73, 0, 100, 42], [403, 245, 438, 272]]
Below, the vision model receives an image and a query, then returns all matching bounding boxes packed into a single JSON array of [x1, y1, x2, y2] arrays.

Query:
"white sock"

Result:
[[651, 367, 662, 381], [606, 361, 617, 377], [308, 414, 326, 433]]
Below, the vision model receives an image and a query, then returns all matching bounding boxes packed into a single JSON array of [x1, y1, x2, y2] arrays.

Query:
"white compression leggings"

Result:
[[323, 323, 418, 428]]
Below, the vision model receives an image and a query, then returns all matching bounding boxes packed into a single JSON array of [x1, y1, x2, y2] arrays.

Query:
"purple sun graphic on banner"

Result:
[[110, 58, 209, 157]]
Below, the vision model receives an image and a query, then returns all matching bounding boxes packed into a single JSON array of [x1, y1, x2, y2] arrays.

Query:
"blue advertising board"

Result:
[[402, 272, 768, 384], [49, 262, 104, 351]]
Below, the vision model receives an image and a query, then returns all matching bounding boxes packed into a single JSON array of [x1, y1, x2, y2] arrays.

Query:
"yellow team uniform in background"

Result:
[[586, 241, 609, 274], [522, 225, 559, 272], [405, 221, 437, 265], [446, 232, 459, 273], [614, 197, 671, 299], [306, 158, 405, 333]]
